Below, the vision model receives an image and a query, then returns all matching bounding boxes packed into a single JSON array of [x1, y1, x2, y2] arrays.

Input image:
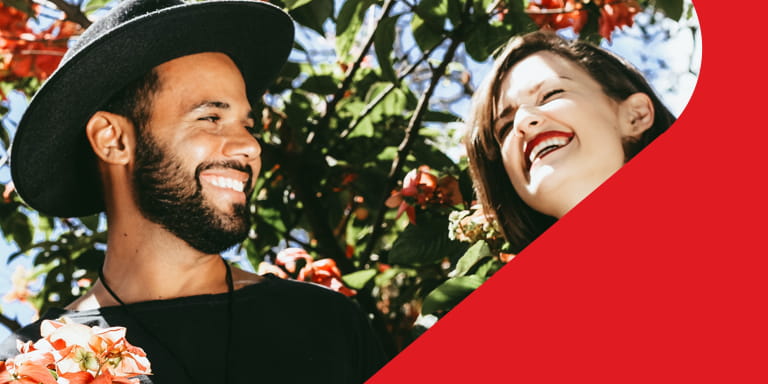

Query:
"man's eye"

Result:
[[198, 116, 220, 122], [542, 89, 564, 102]]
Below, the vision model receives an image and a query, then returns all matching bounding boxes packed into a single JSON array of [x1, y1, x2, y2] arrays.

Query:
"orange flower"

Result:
[[266, 249, 356, 296], [309, 259, 356, 296], [0, 359, 57, 384], [2, 266, 33, 303]]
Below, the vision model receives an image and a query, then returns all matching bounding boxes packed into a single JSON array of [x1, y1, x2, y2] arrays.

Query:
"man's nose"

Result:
[[223, 127, 261, 160]]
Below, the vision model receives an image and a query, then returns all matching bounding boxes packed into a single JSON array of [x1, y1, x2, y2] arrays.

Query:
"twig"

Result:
[[46, 0, 92, 28], [338, 35, 449, 140], [309, 0, 397, 145], [360, 36, 463, 263], [0, 311, 22, 333]]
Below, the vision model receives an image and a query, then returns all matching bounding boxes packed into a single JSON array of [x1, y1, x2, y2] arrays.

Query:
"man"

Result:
[[0, 0, 386, 382]]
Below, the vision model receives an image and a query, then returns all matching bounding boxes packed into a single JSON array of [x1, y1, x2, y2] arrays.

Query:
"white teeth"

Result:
[[209, 176, 245, 192], [528, 137, 571, 164]]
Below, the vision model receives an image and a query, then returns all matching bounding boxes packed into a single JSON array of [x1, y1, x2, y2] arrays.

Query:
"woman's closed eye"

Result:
[[541, 89, 564, 103], [496, 120, 514, 143]]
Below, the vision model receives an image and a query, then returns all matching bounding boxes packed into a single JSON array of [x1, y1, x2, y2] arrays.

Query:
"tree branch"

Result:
[[339, 35, 449, 140], [360, 36, 463, 263], [47, 0, 92, 28], [309, 0, 397, 145], [0, 311, 22, 333]]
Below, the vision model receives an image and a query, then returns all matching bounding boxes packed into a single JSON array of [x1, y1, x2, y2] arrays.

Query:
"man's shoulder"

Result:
[[242, 275, 360, 311]]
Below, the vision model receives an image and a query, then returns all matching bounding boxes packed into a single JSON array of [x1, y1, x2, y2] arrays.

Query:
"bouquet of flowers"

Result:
[[0, 317, 151, 384]]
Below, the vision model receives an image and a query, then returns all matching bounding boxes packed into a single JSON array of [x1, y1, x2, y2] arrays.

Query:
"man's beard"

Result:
[[132, 129, 253, 254]]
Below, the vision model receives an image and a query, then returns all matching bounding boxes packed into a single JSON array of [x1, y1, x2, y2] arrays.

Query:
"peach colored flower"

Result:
[[275, 248, 314, 280], [3, 318, 152, 384], [2, 182, 15, 202], [3, 266, 34, 303], [257, 261, 288, 279]]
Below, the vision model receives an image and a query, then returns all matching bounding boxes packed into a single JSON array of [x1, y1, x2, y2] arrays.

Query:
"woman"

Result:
[[465, 31, 676, 253]]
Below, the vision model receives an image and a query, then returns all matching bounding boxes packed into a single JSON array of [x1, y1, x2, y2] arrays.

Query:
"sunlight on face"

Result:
[[494, 51, 629, 218]]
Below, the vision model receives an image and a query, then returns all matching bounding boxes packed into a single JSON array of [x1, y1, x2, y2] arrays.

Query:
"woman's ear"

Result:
[[619, 92, 655, 139], [85, 111, 134, 165]]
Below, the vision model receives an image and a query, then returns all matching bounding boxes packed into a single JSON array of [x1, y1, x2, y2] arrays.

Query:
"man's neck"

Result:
[[67, 214, 230, 310]]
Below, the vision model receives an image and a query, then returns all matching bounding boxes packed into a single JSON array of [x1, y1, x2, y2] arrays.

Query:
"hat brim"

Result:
[[10, 0, 294, 217]]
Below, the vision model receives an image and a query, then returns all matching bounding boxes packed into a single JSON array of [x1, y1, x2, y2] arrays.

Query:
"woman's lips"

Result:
[[524, 131, 575, 169]]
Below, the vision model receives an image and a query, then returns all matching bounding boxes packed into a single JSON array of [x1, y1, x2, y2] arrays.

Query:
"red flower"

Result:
[[527, 0, 588, 33], [598, 0, 640, 41], [526, 0, 641, 41], [308, 259, 356, 297], [267, 249, 357, 296], [0, 4, 81, 83], [385, 166, 463, 224]]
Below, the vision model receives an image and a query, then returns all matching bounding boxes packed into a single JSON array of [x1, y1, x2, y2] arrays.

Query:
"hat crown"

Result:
[[65, 0, 184, 62]]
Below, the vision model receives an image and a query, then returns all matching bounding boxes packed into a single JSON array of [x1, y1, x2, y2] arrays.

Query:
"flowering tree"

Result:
[[0, 0, 693, 357]]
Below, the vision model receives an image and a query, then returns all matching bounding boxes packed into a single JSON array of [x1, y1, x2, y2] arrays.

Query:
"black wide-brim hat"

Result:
[[10, 0, 294, 218]]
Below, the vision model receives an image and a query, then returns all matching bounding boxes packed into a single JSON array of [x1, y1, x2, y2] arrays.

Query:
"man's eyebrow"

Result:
[[189, 100, 255, 123], [189, 100, 231, 112]]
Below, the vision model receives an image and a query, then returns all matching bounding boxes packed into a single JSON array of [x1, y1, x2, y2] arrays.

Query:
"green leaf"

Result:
[[290, 0, 334, 35], [348, 117, 374, 138], [451, 240, 493, 277], [411, 14, 444, 53], [653, 0, 683, 21], [342, 269, 378, 289], [374, 16, 399, 82], [411, 0, 448, 52], [336, 0, 374, 63], [374, 267, 418, 286], [446, 0, 463, 27], [421, 275, 484, 315], [2, 0, 35, 17], [79, 214, 100, 233], [283, 0, 313, 11], [423, 110, 461, 123], [475, 257, 504, 279], [3, 211, 32, 250], [464, 21, 512, 62], [366, 82, 406, 121], [389, 214, 468, 267], [84, 0, 112, 14], [376, 146, 398, 161], [302, 75, 338, 95]]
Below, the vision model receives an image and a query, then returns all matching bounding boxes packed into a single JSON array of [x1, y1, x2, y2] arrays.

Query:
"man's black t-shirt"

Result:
[[0, 275, 387, 383]]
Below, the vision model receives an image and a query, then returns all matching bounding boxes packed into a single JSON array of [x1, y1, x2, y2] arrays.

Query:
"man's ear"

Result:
[[85, 111, 134, 165], [619, 92, 655, 139]]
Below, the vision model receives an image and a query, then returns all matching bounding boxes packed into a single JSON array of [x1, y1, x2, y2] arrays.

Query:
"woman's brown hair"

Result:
[[465, 31, 676, 253]]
